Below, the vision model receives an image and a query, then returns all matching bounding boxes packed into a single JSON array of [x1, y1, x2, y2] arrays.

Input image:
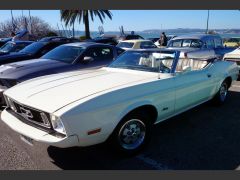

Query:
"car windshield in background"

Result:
[[0, 42, 30, 53], [117, 42, 134, 48], [140, 41, 157, 49], [227, 38, 240, 43], [20, 42, 48, 54], [0, 42, 15, 52], [109, 51, 176, 73], [41, 45, 85, 63], [168, 39, 203, 48]]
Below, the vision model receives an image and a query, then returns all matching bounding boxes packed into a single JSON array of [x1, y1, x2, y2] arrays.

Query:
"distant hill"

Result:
[[142, 28, 240, 34]]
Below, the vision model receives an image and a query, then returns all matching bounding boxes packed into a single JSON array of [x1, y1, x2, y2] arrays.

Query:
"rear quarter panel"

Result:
[[208, 60, 238, 91]]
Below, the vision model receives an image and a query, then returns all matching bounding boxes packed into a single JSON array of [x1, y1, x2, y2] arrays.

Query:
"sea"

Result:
[[70, 31, 240, 40]]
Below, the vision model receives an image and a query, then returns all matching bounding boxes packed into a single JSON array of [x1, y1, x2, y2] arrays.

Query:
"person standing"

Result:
[[159, 32, 168, 46]]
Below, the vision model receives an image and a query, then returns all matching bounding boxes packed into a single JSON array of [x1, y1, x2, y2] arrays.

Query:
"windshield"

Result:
[[0, 42, 30, 53], [0, 42, 15, 53], [20, 42, 47, 54], [108, 51, 176, 73], [117, 42, 134, 48], [168, 39, 203, 48], [227, 38, 240, 43], [41, 45, 85, 63]]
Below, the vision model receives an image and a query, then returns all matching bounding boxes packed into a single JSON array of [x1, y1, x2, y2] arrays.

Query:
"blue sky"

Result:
[[0, 10, 239, 31]]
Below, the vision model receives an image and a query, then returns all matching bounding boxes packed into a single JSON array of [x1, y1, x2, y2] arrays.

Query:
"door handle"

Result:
[[207, 74, 212, 78]]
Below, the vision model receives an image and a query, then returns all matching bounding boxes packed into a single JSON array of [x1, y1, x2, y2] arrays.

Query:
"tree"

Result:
[[0, 16, 57, 40], [60, 10, 112, 39]]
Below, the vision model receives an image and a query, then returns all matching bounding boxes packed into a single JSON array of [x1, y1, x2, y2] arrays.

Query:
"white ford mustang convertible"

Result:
[[1, 49, 239, 154]]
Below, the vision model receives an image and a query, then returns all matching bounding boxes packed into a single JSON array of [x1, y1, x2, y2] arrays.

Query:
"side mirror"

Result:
[[83, 56, 94, 63]]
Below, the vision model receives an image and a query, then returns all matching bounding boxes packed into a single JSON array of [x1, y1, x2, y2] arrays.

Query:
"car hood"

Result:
[[5, 68, 157, 113], [0, 52, 31, 64], [0, 59, 70, 80]]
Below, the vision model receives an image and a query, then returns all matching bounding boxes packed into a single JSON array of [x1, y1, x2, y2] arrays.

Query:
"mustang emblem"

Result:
[[20, 107, 33, 119]]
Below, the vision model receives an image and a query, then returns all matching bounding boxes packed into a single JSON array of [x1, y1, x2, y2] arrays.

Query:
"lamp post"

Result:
[[206, 10, 210, 34]]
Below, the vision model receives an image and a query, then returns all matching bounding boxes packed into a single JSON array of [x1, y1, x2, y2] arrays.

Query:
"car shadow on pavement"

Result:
[[47, 90, 240, 170]]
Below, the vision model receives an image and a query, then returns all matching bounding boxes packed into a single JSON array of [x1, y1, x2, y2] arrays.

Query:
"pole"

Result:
[[28, 10, 32, 34], [206, 10, 209, 34], [11, 10, 15, 32]]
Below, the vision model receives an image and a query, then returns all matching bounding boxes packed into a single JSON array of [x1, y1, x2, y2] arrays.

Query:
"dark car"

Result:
[[85, 36, 118, 46], [0, 37, 78, 65], [0, 42, 125, 105], [0, 38, 12, 47], [0, 41, 34, 56]]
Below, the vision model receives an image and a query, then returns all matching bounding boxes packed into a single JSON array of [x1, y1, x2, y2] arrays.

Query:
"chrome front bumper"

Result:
[[1, 109, 79, 148]]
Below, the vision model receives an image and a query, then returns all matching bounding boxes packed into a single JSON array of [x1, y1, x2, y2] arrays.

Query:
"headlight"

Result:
[[50, 115, 66, 135], [7, 97, 17, 112]]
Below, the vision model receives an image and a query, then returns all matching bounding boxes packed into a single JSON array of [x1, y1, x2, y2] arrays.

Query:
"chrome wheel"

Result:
[[220, 83, 228, 102], [118, 119, 146, 150]]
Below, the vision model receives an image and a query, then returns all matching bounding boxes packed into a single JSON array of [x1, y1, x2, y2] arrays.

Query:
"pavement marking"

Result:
[[136, 154, 171, 170]]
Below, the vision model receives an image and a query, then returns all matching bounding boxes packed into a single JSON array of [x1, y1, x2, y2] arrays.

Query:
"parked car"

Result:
[[0, 38, 12, 47], [0, 37, 78, 65], [223, 47, 240, 79], [0, 42, 124, 105], [224, 37, 240, 47], [116, 40, 157, 50], [85, 36, 118, 46], [0, 41, 34, 56], [166, 34, 236, 59], [1, 49, 238, 154], [154, 35, 177, 47]]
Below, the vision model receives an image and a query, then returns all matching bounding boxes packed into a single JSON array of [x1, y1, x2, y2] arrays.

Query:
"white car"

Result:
[[223, 48, 240, 79], [116, 40, 157, 50], [1, 49, 239, 154]]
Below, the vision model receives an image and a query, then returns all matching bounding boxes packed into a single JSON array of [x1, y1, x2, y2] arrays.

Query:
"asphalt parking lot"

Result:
[[0, 81, 240, 170]]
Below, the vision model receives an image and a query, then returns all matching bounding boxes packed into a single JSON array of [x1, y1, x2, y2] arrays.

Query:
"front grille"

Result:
[[0, 79, 5, 87], [11, 100, 51, 128]]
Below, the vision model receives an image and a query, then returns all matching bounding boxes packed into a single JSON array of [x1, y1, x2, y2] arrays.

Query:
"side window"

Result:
[[214, 38, 223, 48], [206, 39, 215, 49], [171, 40, 182, 47], [14, 44, 26, 52], [191, 40, 203, 48], [182, 39, 191, 47], [116, 48, 125, 56], [83, 47, 114, 61], [39, 43, 60, 56], [140, 41, 157, 49]]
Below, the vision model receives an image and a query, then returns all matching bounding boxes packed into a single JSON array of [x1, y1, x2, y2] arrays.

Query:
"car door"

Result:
[[77, 46, 115, 69], [174, 60, 214, 113]]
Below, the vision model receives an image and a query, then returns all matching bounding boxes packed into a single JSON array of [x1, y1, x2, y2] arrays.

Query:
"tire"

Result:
[[110, 112, 153, 155], [212, 80, 229, 106]]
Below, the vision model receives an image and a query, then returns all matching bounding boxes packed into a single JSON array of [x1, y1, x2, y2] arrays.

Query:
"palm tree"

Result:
[[60, 10, 112, 39]]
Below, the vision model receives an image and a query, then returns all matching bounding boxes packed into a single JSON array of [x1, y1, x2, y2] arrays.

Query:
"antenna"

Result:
[[206, 10, 210, 34]]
